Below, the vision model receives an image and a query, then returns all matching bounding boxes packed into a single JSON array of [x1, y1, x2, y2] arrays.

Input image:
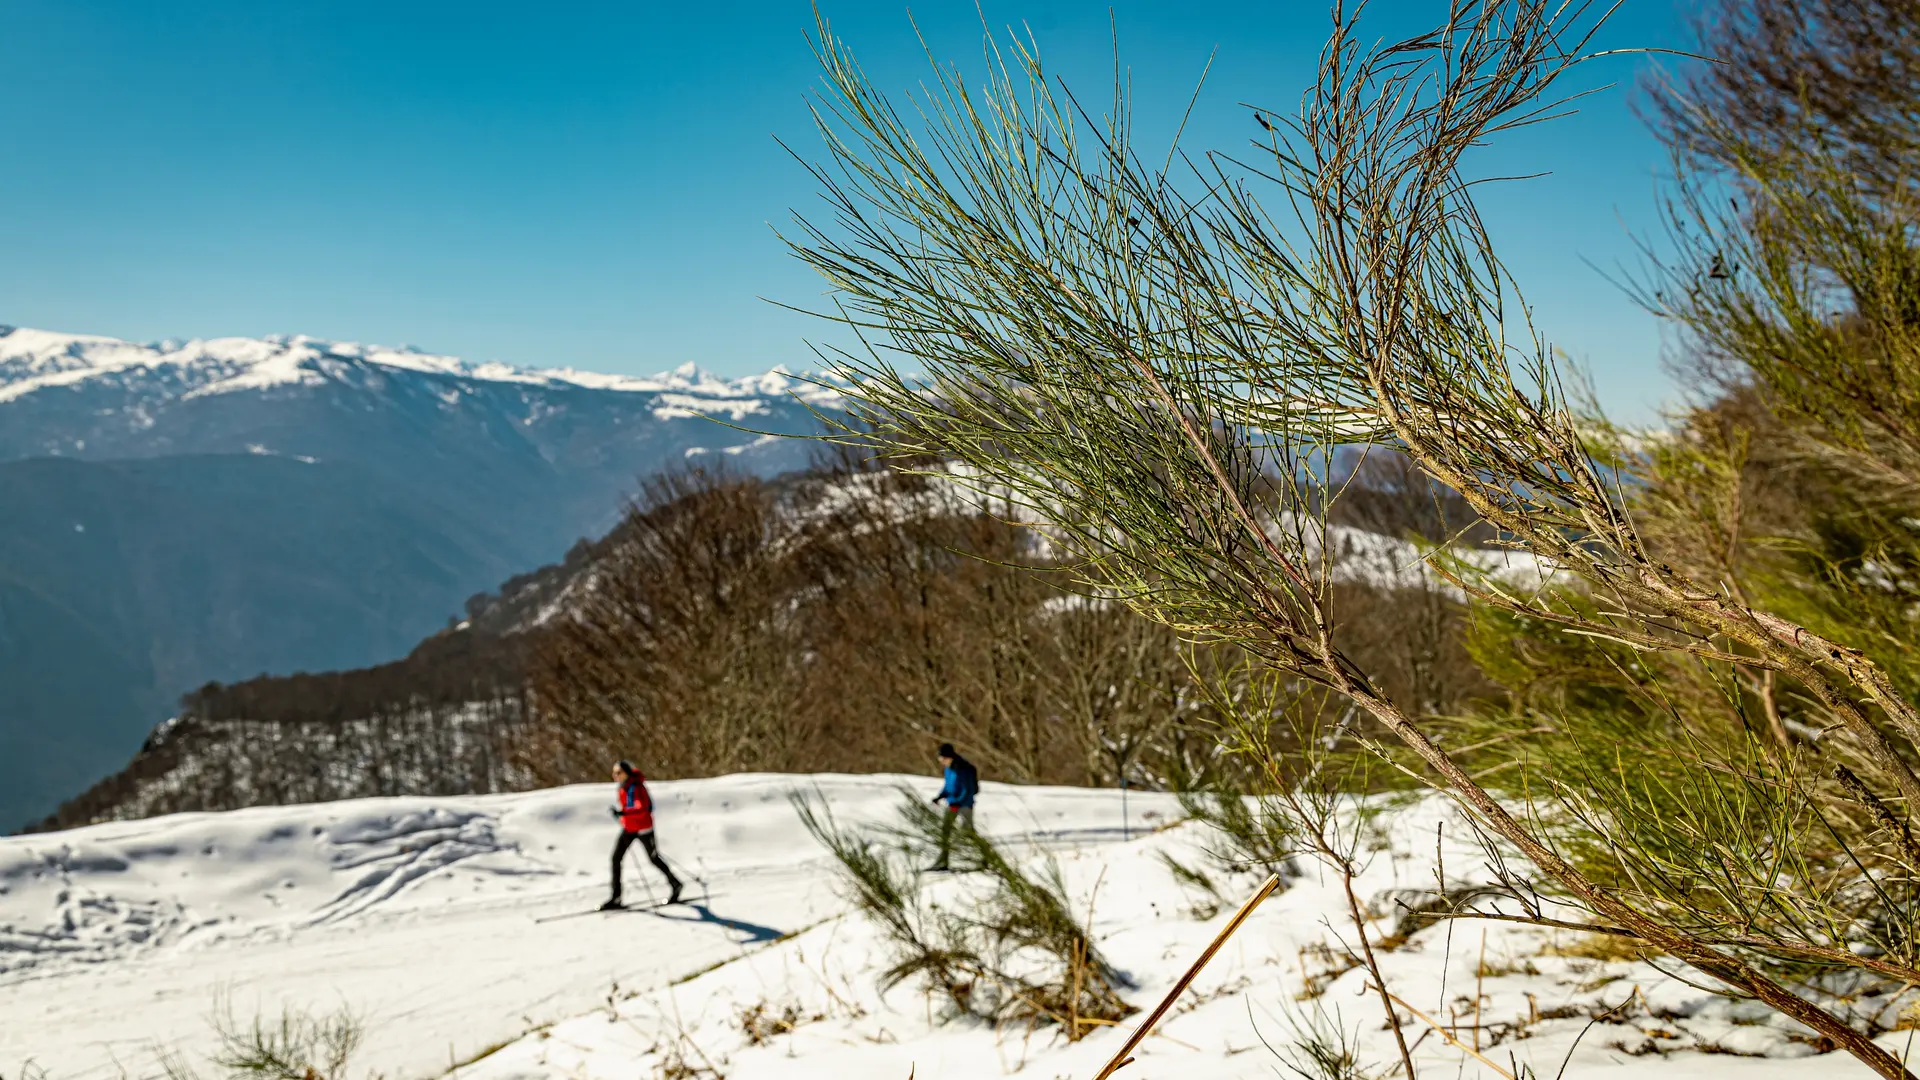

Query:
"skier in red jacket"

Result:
[[603, 760, 683, 910]]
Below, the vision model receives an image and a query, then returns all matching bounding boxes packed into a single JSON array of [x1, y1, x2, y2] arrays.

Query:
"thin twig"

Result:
[[1340, 855, 1420, 1079]]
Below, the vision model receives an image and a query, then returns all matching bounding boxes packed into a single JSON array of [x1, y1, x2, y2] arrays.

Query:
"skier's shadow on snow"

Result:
[[646, 903, 784, 943]]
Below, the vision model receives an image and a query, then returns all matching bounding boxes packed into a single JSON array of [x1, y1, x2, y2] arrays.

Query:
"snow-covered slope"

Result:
[[0, 775, 1168, 1079], [2, 775, 1899, 1080]]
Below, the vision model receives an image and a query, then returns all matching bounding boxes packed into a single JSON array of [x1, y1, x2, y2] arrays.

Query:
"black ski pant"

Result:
[[611, 830, 680, 902]]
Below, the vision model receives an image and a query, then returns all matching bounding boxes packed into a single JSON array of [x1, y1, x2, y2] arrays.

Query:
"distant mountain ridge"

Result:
[[0, 325, 837, 463], [0, 324, 841, 831], [0, 325, 836, 403]]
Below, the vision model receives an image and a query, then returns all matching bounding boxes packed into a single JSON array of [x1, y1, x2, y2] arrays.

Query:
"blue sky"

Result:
[[0, 0, 1689, 421]]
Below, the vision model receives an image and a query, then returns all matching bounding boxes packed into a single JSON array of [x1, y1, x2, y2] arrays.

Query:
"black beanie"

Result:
[[937, 743, 956, 758]]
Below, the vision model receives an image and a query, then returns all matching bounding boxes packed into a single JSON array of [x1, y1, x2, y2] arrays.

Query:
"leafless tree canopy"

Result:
[[515, 456, 1486, 790]]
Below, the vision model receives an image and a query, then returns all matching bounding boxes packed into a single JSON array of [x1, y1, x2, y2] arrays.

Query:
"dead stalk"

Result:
[[1090, 873, 1281, 1080], [1383, 989, 1518, 1080], [1475, 929, 1487, 1054]]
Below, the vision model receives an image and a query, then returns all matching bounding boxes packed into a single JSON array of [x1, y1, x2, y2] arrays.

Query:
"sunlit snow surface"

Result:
[[2, 775, 1909, 1079]]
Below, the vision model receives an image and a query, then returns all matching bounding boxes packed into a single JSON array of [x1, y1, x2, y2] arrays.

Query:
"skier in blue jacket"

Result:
[[928, 743, 980, 871]]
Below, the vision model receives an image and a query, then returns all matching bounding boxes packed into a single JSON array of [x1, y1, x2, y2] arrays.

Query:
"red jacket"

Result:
[[617, 776, 655, 833]]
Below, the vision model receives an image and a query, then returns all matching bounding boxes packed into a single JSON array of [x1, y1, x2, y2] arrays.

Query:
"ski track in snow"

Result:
[[3, 774, 1912, 1080], [309, 808, 536, 927]]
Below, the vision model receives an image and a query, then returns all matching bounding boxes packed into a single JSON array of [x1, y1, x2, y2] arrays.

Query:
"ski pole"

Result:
[[660, 853, 708, 903], [628, 846, 657, 905]]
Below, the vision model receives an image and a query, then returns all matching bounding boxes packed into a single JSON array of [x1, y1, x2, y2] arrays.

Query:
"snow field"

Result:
[[450, 794, 1920, 1079], [0, 775, 1165, 1079], [5, 775, 1917, 1079]]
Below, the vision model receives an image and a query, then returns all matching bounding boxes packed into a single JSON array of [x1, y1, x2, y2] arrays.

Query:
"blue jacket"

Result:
[[937, 755, 980, 809]]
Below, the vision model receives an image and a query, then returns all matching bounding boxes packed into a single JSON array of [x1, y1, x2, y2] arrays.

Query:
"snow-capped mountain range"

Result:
[[0, 325, 842, 451], [0, 323, 844, 561], [0, 324, 843, 833]]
